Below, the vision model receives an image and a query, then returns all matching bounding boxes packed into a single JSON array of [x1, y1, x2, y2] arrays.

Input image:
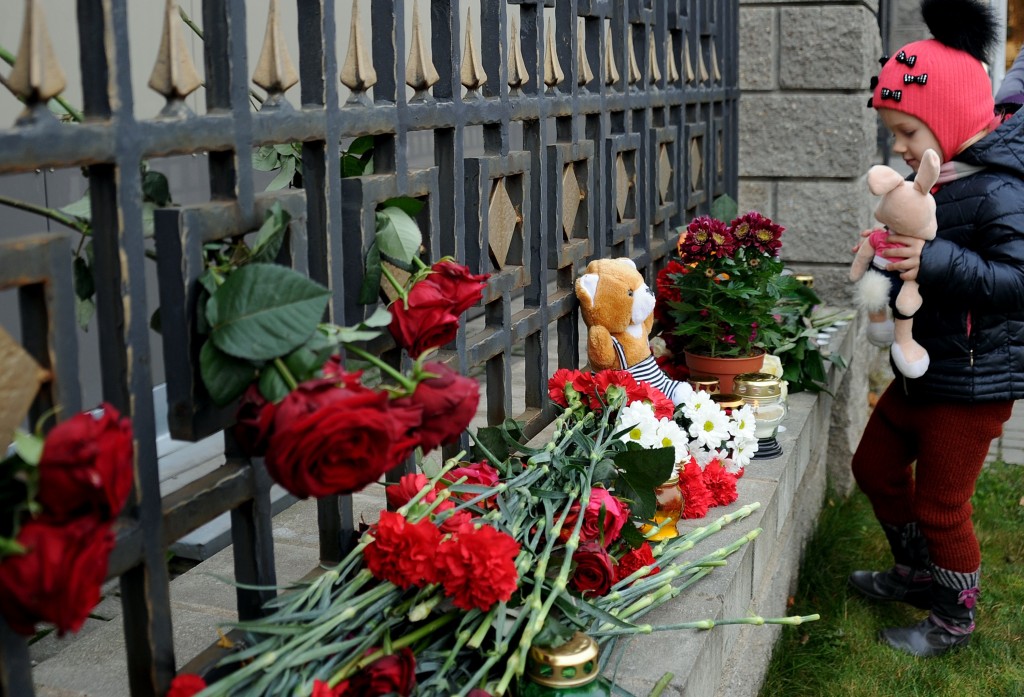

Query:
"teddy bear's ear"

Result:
[[866, 165, 905, 196], [914, 149, 941, 194], [576, 273, 600, 307]]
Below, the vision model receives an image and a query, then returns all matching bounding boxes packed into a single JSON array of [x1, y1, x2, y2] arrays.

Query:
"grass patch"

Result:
[[760, 461, 1024, 697]]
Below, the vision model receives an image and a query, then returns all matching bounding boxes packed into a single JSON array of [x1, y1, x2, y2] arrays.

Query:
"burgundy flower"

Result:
[[677, 216, 734, 262], [36, 404, 134, 522], [729, 211, 784, 255], [346, 648, 417, 696], [427, 260, 489, 316], [264, 382, 422, 498], [569, 542, 616, 597], [561, 488, 628, 547], [0, 517, 114, 636], [396, 362, 480, 454]]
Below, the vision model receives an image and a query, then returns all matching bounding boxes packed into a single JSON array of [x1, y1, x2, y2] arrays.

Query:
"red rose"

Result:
[[386, 473, 437, 510], [428, 261, 489, 316], [312, 679, 349, 696], [233, 384, 275, 457], [702, 460, 739, 507], [569, 542, 616, 597], [167, 674, 208, 697], [320, 355, 365, 389], [388, 281, 461, 358], [397, 362, 480, 453], [442, 460, 500, 503], [437, 523, 520, 611], [346, 648, 417, 696], [680, 458, 714, 519], [364, 511, 442, 588], [615, 542, 659, 584], [561, 488, 627, 546], [0, 517, 114, 636], [36, 404, 133, 522], [265, 383, 422, 498]]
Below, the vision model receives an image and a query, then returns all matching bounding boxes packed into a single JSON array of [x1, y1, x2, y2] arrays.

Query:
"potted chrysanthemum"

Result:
[[655, 206, 801, 391]]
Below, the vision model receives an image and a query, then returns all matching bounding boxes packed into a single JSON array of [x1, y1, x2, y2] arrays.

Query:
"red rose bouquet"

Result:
[[0, 404, 133, 637]]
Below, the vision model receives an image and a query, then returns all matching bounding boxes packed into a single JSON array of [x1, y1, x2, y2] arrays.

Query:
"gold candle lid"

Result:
[[526, 632, 601, 687], [660, 472, 680, 486], [794, 274, 814, 287], [711, 393, 744, 410], [733, 372, 782, 399], [687, 375, 720, 392]]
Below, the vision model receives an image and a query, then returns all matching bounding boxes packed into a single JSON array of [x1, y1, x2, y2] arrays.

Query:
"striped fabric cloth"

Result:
[[611, 338, 688, 404]]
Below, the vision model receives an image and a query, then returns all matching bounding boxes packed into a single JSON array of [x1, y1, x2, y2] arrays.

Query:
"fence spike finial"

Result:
[[626, 31, 642, 85], [461, 7, 488, 93], [507, 15, 529, 91], [406, 0, 440, 96], [697, 39, 710, 83], [604, 25, 620, 86], [6, 0, 66, 108], [710, 37, 722, 83], [683, 35, 696, 83], [543, 25, 564, 90], [341, 0, 377, 99], [253, 0, 299, 103], [648, 31, 661, 85], [577, 21, 594, 88], [148, 0, 203, 105], [666, 34, 680, 83]]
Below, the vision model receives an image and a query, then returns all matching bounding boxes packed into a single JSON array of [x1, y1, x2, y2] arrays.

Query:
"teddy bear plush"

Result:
[[575, 257, 690, 404], [849, 148, 940, 379]]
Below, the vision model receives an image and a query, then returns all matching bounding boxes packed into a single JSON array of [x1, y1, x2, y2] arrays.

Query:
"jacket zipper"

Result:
[[967, 310, 974, 367]]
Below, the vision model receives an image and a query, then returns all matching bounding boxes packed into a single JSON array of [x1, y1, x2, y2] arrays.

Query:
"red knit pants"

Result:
[[851, 384, 1012, 573]]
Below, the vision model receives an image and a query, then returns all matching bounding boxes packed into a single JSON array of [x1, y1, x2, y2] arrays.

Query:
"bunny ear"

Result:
[[914, 149, 941, 193], [866, 165, 906, 195], [576, 273, 600, 307]]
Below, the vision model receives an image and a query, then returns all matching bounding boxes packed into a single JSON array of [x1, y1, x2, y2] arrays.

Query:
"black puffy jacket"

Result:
[[912, 113, 1024, 402]]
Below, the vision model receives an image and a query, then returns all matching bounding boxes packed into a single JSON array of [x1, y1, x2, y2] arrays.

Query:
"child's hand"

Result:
[[882, 231, 926, 281], [852, 228, 875, 255]]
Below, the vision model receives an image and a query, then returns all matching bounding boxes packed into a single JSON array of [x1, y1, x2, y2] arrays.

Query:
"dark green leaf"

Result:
[[59, 192, 91, 221], [612, 446, 675, 520], [200, 340, 257, 406], [359, 240, 383, 305], [266, 157, 297, 191], [207, 263, 330, 361], [379, 196, 425, 217], [258, 363, 291, 403], [75, 296, 95, 330], [283, 330, 337, 383], [618, 521, 648, 549], [73, 255, 95, 300], [252, 146, 281, 172], [533, 615, 579, 649], [710, 194, 738, 223], [149, 307, 161, 334], [472, 425, 512, 463], [142, 170, 172, 206], [250, 202, 291, 264], [345, 135, 375, 157], [375, 207, 422, 264]]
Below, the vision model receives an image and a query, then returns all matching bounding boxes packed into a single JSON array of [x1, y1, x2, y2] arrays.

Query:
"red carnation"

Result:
[[364, 511, 442, 588], [615, 542, 659, 584], [680, 458, 714, 519], [437, 523, 521, 611], [569, 542, 616, 598], [312, 679, 346, 696], [264, 381, 421, 498], [629, 382, 675, 419], [388, 280, 460, 358], [702, 460, 739, 507], [167, 674, 208, 697], [36, 403, 134, 522], [0, 517, 114, 636], [396, 362, 480, 453], [428, 260, 489, 316]]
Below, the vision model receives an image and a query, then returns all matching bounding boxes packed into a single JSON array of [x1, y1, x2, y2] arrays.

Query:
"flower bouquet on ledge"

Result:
[[172, 374, 816, 697]]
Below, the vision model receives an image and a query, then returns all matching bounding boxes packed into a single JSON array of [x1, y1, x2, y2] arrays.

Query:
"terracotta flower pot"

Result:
[[682, 348, 766, 394]]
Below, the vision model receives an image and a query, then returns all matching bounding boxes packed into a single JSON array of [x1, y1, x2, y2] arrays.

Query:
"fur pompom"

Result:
[[922, 0, 997, 63], [854, 270, 891, 312]]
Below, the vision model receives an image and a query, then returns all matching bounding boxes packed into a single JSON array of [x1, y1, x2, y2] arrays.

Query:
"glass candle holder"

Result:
[[710, 393, 744, 416], [687, 375, 720, 394], [522, 632, 612, 696], [733, 372, 787, 459], [640, 473, 682, 541]]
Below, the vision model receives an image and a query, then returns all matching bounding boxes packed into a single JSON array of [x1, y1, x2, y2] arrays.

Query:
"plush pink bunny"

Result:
[[850, 148, 940, 379]]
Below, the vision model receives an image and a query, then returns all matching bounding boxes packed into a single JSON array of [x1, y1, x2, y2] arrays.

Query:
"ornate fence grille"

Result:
[[0, 0, 737, 694]]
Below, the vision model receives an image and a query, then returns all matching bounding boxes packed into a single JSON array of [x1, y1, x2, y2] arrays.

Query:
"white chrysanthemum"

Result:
[[680, 389, 716, 423], [616, 401, 663, 449], [690, 445, 726, 469], [654, 417, 690, 462], [687, 402, 731, 451], [727, 438, 758, 470], [728, 404, 758, 441]]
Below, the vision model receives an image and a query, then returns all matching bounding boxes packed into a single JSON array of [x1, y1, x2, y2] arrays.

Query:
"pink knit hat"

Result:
[[870, 0, 997, 162], [873, 40, 994, 162]]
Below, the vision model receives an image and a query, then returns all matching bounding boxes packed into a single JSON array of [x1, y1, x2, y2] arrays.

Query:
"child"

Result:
[[850, 0, 1024, 657]]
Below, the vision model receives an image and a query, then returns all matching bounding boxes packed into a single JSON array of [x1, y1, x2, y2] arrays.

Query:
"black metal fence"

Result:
[[0, 1, 737, 694]]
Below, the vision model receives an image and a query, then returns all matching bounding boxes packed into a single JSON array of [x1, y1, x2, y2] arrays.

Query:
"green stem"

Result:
[[380, 264, 408, 299], [272, 358, 299, 391], [0, 194, 89, 235], [177, 8, 265, 107], [343, 343, 417, 393]]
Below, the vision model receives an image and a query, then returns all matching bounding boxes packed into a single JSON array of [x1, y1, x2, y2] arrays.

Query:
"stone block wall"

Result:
[[737, 0, 882, 494]]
